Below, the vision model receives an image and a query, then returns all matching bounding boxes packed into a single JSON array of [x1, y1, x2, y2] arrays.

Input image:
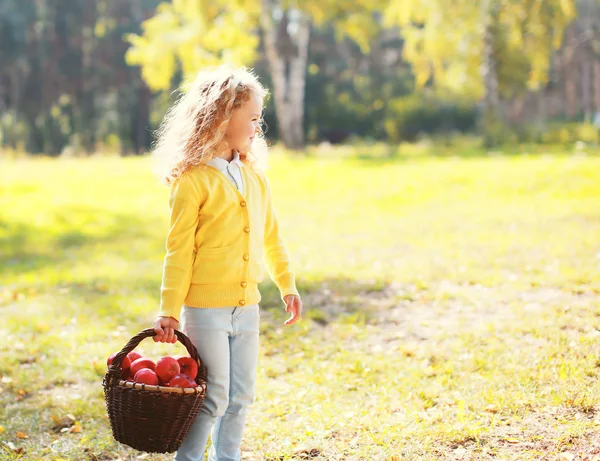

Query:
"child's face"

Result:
[[225, 94, 263, 154]]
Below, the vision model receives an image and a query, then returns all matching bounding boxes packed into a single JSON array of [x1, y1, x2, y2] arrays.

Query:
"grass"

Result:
[[1, 143, 600, 460]]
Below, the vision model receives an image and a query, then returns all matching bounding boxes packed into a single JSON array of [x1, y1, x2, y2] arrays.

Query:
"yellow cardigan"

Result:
[[158, 163, 299, 322]]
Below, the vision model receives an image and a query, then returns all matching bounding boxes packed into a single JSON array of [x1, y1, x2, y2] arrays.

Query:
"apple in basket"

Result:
[[134, 368, 159, 385], [107, 352, 131, 373], [121, 367, 131, 380], [129, 358, 156, 377], [168, 373, 198, 388], [127, 351, 143, 363], [176, 356, 199, 381], [155, 356, 180, 385]]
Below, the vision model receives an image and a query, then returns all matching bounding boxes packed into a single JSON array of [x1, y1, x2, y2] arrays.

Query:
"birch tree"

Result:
[[125, 0, 384, 149]]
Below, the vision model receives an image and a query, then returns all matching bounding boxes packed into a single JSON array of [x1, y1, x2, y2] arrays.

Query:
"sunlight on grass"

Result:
[[1, 147, 599, 460]]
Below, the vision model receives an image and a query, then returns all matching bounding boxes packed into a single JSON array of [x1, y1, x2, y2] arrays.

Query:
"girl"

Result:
[[150, 65, 303, 461]]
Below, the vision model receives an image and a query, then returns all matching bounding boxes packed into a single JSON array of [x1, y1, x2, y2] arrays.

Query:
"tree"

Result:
[[259, 2, 311, 149], [0, 0, 160, 155], [385, 0, 576, 144], [125, 0, 385, 150]]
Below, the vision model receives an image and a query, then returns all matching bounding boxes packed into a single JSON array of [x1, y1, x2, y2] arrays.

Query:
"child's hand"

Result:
[[153, 316, 179, 343], [283, 295, 302, 326]]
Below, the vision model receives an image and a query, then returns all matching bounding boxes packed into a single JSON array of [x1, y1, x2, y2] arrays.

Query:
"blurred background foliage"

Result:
[[0, 0, 599, 155]]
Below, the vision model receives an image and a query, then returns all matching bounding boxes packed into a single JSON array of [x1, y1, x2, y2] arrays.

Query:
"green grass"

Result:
[[1, 145, 600, 460]]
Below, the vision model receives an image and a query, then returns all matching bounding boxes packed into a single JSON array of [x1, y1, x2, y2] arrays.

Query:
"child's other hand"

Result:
[[153, 316, 179, 343], [283, 295, 302, 326]]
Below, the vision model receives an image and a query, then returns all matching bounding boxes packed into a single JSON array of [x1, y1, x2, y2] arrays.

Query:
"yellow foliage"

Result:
[[126, 0, 385, 92], [94, 21, 106, 38], [126, 0, 260, 91], [384, 0, 576, 99]]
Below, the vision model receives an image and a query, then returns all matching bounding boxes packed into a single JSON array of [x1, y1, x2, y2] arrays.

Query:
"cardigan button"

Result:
[[243, 226, 250, 233], [243, 254, 249, 261], [240, 201, 247, 207], [239, 300, 246, 306], [240, 281, 247, 288]]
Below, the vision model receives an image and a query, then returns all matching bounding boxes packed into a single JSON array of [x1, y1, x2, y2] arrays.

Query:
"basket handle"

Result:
[[104, 328, 207, 387]]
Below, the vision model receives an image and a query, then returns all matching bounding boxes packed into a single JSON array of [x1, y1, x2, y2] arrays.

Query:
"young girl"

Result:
[[150, 65, 303, 461]]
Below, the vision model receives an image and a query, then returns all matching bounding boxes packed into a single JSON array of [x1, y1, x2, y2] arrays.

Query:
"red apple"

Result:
[[134, 368, 159, 385], [156, 356, 180, 384], [107, 352, 131, 371], [167, 373, 195, 388], [177, 356, 199, 381], [127, 351, 143, 362], [130, 358, 156, 377]]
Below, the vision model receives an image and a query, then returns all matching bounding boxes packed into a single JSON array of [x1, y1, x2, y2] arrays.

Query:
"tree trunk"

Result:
[[564, 27, 577, 119], [260, 1, 310, 150], [582, 59, 592, 121], [135, 80, 152, 154], [594, 60, 600, 117], [78, 0, 97, 154], [131, 0, 152, 155], [481, 0, 502, 147], [581, 0, 594, 122]]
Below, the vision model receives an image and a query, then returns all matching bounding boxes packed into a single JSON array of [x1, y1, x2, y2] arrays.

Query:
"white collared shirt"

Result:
[[206, 150, 245, 195]]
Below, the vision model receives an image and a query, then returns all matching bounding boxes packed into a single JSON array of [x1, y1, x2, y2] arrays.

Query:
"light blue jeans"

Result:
[[174, 303, 260, 461]]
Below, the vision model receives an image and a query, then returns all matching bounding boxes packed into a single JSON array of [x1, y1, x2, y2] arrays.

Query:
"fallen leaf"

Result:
[[2, 441, 16, 450], [505, 437, 519, 444], [15, 389, 30, 401], [293, 448, 321, 459], [559, 453, 575, 461], [485, 404, 499, 413], [51, 416, 75, 433], [69, 423, 82, 433], [2, 440, 24, 454], [16, 431, 28, 439]]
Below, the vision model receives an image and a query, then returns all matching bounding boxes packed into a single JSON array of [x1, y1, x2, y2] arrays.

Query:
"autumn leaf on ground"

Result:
[[52, 415, 77, 433], [60, 423, 82, 434], [70, 423, 82, 433], [16, 389, 30, 401], [16, 431, 28, 439], [2, 441, 25, 454], [559, 453, 576, 461]]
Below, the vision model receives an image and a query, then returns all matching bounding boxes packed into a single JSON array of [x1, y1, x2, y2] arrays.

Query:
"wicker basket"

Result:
[[102, 328, 208, 453]]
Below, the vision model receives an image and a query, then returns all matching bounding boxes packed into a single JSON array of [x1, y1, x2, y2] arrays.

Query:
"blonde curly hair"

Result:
[[151, 65, 270, 186]]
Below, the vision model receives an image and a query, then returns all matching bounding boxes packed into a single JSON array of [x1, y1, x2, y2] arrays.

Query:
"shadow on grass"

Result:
[[5, 268, 390, 336], [2, 203, 396, 330]]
